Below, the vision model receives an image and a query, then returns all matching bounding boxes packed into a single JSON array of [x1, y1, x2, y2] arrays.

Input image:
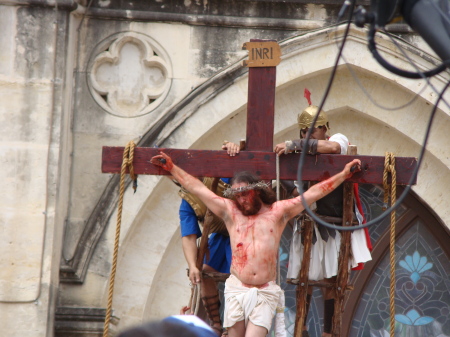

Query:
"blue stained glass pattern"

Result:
[[395, 309, 434, 326], [266, 184, 449, 337], [398, 251, 433, 285], [350, 219, 450, 337]]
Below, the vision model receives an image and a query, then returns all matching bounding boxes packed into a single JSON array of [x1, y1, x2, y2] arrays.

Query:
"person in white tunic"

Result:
[[150, 150, 361, 337], [274, 104, 372, 337]]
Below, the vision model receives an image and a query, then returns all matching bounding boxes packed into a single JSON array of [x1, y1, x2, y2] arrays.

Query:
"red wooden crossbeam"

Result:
[[101, 146, 417, 185]]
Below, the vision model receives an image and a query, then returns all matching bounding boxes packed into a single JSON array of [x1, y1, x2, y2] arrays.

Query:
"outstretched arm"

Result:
[[150, 152, 230, 219], [280, 159, 361, 220]]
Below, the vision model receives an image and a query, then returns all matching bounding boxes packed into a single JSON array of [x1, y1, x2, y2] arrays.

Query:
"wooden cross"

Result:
[[101, 40, 417, 336]]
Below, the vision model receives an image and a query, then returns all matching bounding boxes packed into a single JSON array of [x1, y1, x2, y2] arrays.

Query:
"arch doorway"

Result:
[[277, 185, 450, 337]]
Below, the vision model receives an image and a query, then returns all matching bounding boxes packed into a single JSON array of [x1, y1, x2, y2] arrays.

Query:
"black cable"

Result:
[[297, 79, 450, 231], [332, 6, 430, 111], [337, 0, 353, 22], [368, 22, 447, 79]]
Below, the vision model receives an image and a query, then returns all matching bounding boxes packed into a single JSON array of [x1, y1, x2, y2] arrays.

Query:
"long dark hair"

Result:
[[231, 171, 277, 205]]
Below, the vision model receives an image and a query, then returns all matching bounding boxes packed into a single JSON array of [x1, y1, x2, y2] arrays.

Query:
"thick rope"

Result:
[[194, 283, 201, 315], [187, 283, 201, 315], [383, 152, 397, 337], [188, 283, 195, 312], [103, 141, 136, 337]]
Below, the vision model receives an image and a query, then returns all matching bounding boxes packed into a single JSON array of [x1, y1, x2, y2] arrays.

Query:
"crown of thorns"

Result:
[[222, 181, 271, 198]]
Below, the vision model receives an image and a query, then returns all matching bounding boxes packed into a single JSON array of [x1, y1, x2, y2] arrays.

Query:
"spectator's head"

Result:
[[117, 315, 217, 337]]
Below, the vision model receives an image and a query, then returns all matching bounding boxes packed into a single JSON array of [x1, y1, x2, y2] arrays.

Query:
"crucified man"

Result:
[[151, 152, 361, 337]]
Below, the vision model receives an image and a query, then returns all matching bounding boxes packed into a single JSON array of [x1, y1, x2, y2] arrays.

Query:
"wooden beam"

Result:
[[294, 217, 313, 337], [102, 146, 418, 185], [333, 145, 357, 337], [246, 66, 276, 151]]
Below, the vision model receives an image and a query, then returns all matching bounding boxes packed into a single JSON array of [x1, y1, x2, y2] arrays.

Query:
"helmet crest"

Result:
[[297, 89, 329, 130], [304, 88, 312, 106]]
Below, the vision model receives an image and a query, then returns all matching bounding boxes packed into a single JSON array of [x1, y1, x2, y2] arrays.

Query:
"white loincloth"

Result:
[[287, 208, 372, 281], [223, 274, 282, 331], [275, 290, 287, 337]]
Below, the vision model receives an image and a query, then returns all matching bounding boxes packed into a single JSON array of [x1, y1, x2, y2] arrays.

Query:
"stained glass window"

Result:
[[268, 184, 450, 337], [350, 218, 450, 337]]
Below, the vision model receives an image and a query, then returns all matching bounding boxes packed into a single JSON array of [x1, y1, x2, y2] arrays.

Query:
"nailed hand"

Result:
[[345, 159, 361, 178], [150, 151, 174, 171]]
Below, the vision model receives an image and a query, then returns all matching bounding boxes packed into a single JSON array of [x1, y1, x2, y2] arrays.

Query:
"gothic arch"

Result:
[[67, 25, 450, 333], [342, 186, 450, 337]]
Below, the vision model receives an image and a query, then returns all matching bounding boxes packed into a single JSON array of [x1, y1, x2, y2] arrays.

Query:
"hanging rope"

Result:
[[103, 141, 137, 337], [383, 152, 397, 337], [187, 283, 201, 315]]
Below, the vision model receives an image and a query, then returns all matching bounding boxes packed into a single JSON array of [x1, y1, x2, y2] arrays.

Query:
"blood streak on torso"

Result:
[[231, 214, 257, 273], [232, 241, 249, 274], [240, 217, 255, 236]]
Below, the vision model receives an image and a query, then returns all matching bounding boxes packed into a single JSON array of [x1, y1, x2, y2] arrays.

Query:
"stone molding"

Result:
[[82, 8, 326, 31], [0, 0, 77, 10], [87, 32, 172, 118], [54, 307, 119, 337], [69, 0, 370, 31]]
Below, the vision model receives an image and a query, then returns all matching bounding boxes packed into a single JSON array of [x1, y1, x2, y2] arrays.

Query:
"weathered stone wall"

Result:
[[0, 2, 75, 336]]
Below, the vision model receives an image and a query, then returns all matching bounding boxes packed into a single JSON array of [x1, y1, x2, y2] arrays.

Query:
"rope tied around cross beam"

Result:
[[383, 152, 397, 337], [103, 140, 137, 337]]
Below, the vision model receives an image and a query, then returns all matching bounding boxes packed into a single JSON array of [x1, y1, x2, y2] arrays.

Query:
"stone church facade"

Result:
[[0, 0, 449, 336]]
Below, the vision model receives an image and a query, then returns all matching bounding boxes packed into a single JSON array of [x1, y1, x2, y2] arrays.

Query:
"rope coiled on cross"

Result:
[[103, 141, 137, 337]]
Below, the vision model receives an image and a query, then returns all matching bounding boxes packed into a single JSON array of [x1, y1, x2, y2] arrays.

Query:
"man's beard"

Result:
[[235, 196, 262, 216]]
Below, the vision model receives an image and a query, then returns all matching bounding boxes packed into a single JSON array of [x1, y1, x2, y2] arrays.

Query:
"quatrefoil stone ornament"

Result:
[[89, 32, 172, 117]]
